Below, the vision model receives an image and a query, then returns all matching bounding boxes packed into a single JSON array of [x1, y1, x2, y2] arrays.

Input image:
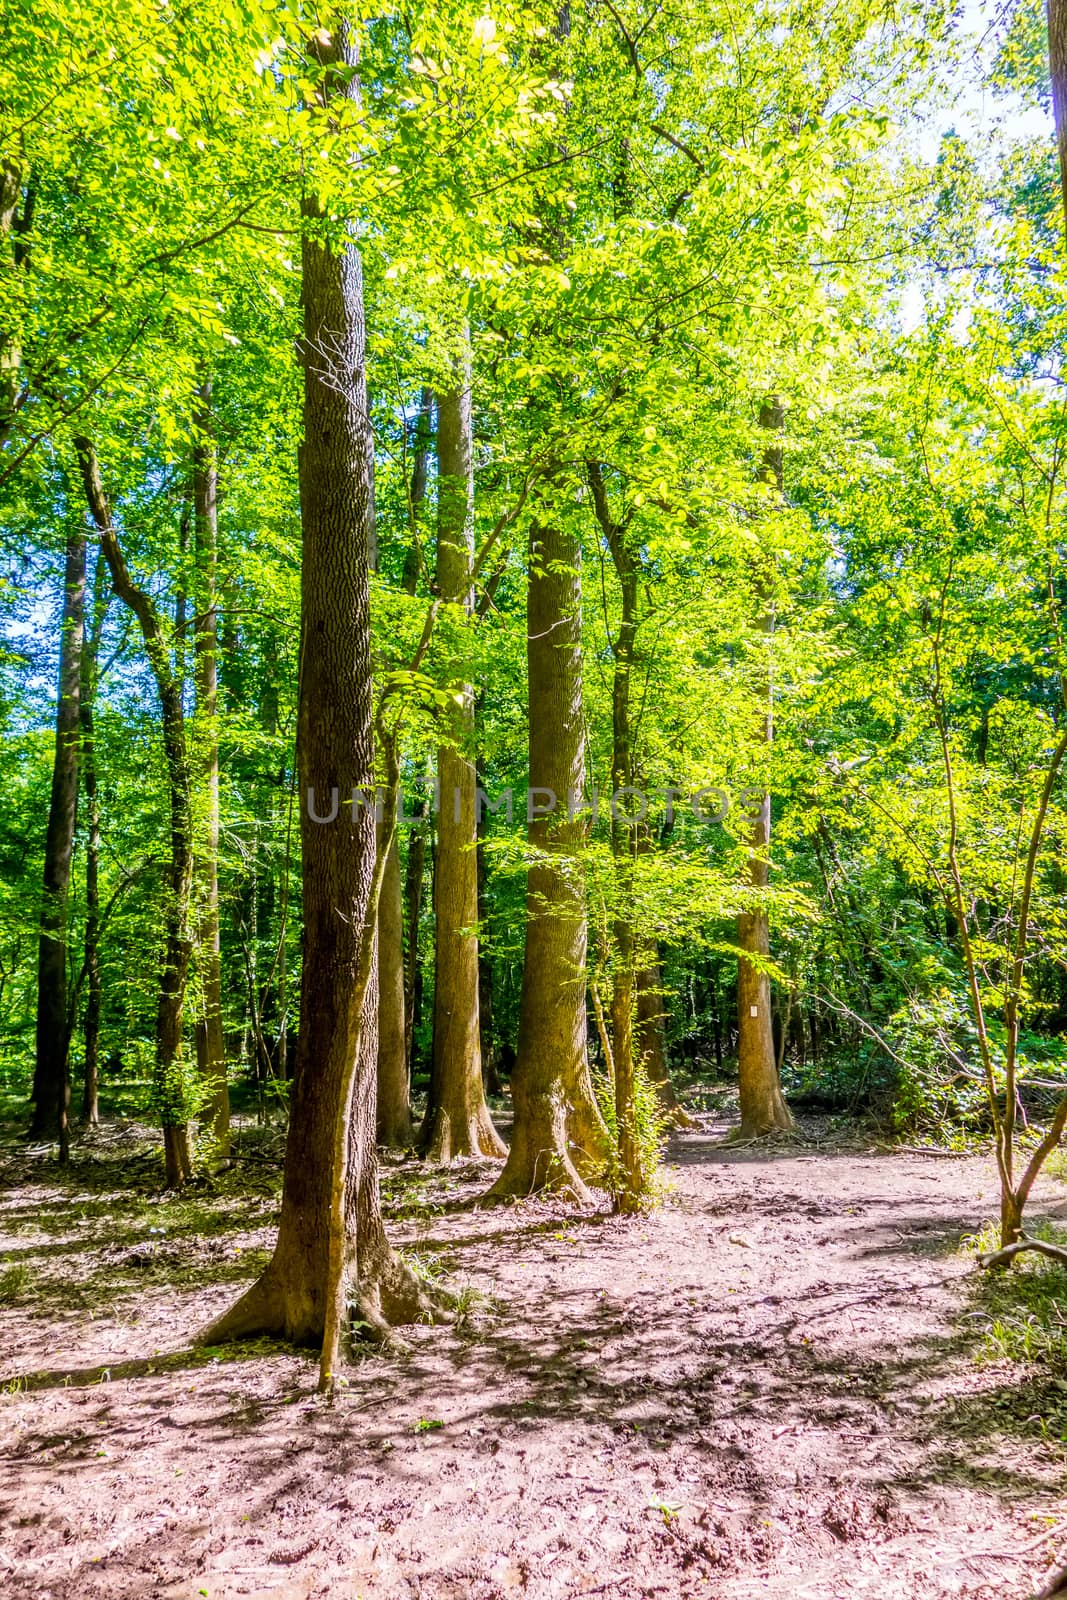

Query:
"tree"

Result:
[[735, 401, 795, 1139], [192, 380, 229, 1157], [203, 16, 432, 1356], [75, 438, 196, 1186], [423, 346, 506, 1163], [30, 505, 85, 1152], [486, 495, 608, 1202]]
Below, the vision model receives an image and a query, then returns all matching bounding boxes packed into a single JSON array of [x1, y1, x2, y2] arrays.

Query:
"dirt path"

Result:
[[0, 1119, 1065, 1599]]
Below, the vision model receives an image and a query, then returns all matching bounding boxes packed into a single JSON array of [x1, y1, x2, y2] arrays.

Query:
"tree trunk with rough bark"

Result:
[[31, 512, 86, 1153], [192, 381, 230, 1158], [422, 355, 505, 1163], [735, 399, 794, 1139], [202, 18, 430, 1350], [484, 505, 608, 1201]]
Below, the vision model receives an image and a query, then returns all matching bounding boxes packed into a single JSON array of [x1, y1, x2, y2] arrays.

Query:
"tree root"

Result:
[[722, 1125, 799, 1149], [198, 1251, 453, 1354], [978, 1234, 1067, 1271], [348, 1263, 453, 1356], [480, 1147, 595, 1206], [421, 1104, 507, 1164]]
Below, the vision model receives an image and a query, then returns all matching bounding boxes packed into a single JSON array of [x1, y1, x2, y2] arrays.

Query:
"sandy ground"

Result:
[[0, 1116, 1065, 1600]]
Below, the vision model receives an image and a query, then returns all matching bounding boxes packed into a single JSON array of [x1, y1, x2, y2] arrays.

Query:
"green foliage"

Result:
[[0, 1262, 30, 1305], [964, 1222, 1067, 1374], [884, 986, 991, 1138]]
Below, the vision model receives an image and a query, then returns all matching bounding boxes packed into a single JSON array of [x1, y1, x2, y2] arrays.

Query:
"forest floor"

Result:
[[1, 1109, 1066, 1600]]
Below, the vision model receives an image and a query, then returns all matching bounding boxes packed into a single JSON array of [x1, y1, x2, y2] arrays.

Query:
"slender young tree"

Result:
[[423, 349, 506, 1162], [376, 392, 430, 1149], [75, 438, 196, 1184], [486, 500, 608, 1201], [588, 461, 643, 1209], [77, 548, 109, 1126], [31, 508, 86, 1152], [735, 399, 794, 1138], [192, 380, 230, 1157]]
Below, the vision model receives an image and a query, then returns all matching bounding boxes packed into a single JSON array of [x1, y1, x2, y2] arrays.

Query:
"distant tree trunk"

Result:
[[422, 352, 505, 1163], [376, 389, 430, 1148], [477, 788, 501, 1096], [192, 380, 230, 1157], [635, 961, 681, 1116], [377, 828, 413, 1147], [79, 549, 109, 1126], [597, 467, 642, 1211], [735, 399, 794, 1139], [203, 18, 430, 1348], [31, 511, 86, 1154], [403, 788, 428, 1077], [485, 505, 608, 1201], [74, 439, 195, 1186]]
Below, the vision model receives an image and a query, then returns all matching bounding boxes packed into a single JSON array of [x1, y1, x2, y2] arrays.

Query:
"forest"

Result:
[[3, 0, 1067, 1594]]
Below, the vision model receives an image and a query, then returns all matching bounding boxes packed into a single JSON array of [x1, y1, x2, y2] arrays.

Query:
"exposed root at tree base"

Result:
[[479, 1149, 597, 1207], [198, 1254, 453, 1355]]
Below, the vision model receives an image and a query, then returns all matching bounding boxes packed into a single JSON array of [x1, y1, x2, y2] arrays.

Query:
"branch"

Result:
[[650, 121, 707, 174], [979, 1234, 1067, 1271]]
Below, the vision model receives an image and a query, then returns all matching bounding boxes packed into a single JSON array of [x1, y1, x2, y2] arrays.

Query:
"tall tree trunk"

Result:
[[403, 785, 428, 1078], [422, 352, 505, 1162], [602, 479, 642, 1209], [203, 18, 427, 1348], [477, 786, 501, 1096], [376, 391, 430, 1148], [735, 399, 794, 1138], [74, 439, 195, 1186], [192, 380, 230, 1157], [485, 505, 608, 1201], [377, 828, 413, 1147], [31, 512, 86, 1154], [78, 549, 108, 1126], [635, 961, 681, 1117]]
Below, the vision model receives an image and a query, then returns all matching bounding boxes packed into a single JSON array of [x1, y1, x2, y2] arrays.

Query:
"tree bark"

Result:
[[735, 399, 794, 1139], [422, 353, 505, 1162], [31, 511, 86, 1153], [192, 380, 230, 1157], [202, 17, 427, 1349], [74, 438, 195, 1185], [484, 505, 608, 1201]]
